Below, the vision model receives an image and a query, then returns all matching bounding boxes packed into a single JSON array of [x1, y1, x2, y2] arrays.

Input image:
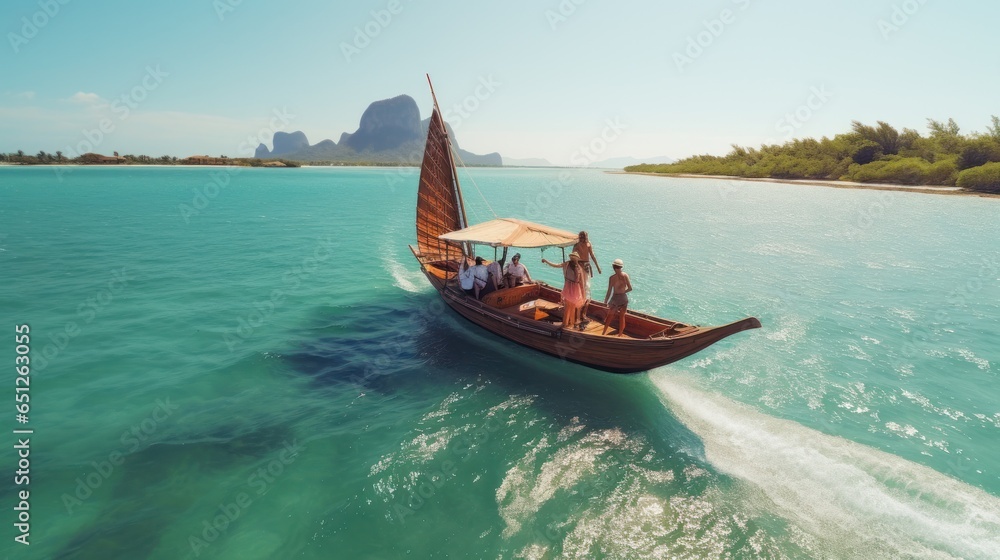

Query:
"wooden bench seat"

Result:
[[499, 299, 563, 322]]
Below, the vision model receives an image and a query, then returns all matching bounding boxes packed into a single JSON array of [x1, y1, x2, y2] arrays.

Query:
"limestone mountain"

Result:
[[269, 131, 310, 156], [341, 95, 423, 152], [255, 94, 501, 165]]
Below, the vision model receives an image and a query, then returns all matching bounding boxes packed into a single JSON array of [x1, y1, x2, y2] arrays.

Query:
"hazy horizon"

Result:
[[3, 0, 997, 166]]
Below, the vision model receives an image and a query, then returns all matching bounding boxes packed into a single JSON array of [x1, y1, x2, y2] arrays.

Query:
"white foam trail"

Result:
[[381, 253, 431, 293], [652, 374, 1000, 559]]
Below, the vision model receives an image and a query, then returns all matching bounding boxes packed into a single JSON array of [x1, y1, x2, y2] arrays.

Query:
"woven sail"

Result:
[[416, 108, 466, 260]]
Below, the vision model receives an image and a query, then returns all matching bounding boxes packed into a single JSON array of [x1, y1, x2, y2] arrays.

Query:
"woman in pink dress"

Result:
[[541, 251, 587, 330], [572, 231, 601, 326]]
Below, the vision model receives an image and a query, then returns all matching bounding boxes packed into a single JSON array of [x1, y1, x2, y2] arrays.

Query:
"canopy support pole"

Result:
[[446, 243, 452, 279]]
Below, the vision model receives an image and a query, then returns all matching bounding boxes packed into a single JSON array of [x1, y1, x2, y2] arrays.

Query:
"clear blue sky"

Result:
[[2, 0, 997, 165]]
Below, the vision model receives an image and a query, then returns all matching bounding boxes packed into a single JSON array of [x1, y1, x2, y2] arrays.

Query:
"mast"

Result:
[[416, 75, 472, 259], [427, 74, 470, 236]]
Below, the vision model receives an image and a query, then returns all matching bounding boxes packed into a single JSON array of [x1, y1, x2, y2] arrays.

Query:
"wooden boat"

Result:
[[409, 76, 760, 373]]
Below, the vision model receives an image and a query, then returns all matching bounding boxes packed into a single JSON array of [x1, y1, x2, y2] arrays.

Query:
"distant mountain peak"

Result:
[[343, 94, 422, 152], [255, 94, 499, 165]]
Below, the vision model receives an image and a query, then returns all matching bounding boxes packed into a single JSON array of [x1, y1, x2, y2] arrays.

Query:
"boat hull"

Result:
[[414, 257, 760, 374]]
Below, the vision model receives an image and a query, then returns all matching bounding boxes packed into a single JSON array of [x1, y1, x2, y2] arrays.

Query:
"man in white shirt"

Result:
[[503, 253, 532, 287], [471, 256, 489, 298], [459, 256, 476, 297]]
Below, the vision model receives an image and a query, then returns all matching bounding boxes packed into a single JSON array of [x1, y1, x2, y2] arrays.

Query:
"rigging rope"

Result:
[[452, 148, 498, 220]]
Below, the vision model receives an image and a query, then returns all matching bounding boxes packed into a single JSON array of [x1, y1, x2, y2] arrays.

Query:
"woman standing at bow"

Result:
[[573, 231, 601, 325], [542, 251, 587, 330]]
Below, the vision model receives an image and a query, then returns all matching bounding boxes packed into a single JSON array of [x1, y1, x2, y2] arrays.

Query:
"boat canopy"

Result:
[[439, 218, 577, 248]]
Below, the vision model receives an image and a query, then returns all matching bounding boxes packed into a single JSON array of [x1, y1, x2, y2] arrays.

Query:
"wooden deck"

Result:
[[496, 298, 636, 338], [410, 248, 760, 373]]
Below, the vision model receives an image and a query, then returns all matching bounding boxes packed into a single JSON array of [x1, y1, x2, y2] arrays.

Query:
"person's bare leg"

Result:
[[602, 308, 616, 335], [617, 306, 627, 337], [564, 301, 577, 330]]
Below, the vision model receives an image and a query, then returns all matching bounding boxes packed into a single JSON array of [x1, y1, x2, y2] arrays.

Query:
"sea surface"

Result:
[[1, 165, 999, 559]]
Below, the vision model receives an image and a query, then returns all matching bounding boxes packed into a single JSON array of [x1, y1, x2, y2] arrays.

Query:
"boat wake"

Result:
[[382, 251, 431, 293], [651, 373, 1000, 560]]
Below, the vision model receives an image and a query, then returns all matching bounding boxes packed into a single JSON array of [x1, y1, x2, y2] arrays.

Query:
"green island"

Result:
[[0, 152, 303, 168], [0, 151, 504, 169], [625, 118, 1000, 194]]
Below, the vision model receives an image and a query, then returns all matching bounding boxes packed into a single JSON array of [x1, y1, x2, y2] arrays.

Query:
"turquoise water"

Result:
[[2, 165, 999, 559]]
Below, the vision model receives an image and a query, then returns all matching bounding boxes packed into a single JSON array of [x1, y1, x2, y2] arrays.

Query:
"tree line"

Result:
[[0, 151, 301, 167], [0, 151, 180, 164], [625, 117, 1000, 193]]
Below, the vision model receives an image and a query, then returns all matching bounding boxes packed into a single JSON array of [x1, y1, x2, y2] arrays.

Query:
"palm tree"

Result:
[[16, 150, 24, 162], [55, 151, 63, 163]]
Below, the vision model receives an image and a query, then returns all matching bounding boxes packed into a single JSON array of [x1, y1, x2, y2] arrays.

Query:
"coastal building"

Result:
[[79, 153, 124, 164]]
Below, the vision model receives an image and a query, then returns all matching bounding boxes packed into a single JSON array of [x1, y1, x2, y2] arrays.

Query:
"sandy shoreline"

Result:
[[618, 172, 1000, 199]]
